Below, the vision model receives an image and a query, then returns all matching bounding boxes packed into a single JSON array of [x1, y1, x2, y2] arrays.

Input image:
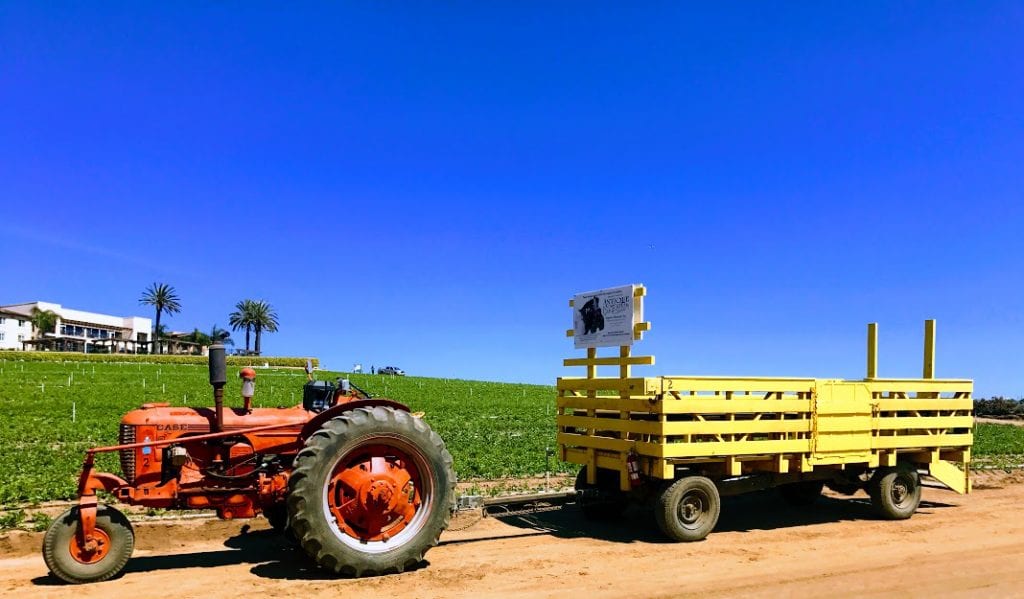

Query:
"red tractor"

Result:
[[42, 343, 456, 583]]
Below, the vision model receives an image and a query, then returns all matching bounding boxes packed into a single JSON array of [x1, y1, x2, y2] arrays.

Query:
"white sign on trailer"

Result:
[[572, 285, 638, 349]]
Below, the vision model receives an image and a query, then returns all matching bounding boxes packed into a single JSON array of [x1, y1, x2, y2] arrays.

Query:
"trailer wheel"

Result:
[[42, 504, 135, 584], [779, 480, 825, 506], [287, 406, 456, 576], [870, 465, 921, 520], [655, 476, 720, 542], [574, 467, 627, 520]]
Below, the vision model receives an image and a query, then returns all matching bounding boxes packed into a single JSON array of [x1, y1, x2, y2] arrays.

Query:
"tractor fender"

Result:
[[299, 399, 410, 441], [82, 472, 129, 495]]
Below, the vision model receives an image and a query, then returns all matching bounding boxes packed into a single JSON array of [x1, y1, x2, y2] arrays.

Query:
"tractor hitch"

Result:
[[457, 490, 579, 520]]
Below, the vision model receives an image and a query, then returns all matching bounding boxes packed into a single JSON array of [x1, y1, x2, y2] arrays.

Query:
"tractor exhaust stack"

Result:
[[208, 341, 227, 432]]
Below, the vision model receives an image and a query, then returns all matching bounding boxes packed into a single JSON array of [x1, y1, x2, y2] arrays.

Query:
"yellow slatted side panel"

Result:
[[867, 381, 973, 475], [558, 375, 819, 480]]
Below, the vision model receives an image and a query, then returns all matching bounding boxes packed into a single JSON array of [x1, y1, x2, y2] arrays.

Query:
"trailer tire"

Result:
[[779, 480, 825, 506], [287, 406, 456, 577], [870, 465, 921, 520], [574, 467, 627, 520], [655, 476, 720, 542], [43, 504, 135, 584]]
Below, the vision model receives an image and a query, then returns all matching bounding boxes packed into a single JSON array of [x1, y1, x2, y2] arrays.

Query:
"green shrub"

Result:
[[0, 509, 25, 530], [975, 397, 1024, 417], [31, 512, 52, 532]]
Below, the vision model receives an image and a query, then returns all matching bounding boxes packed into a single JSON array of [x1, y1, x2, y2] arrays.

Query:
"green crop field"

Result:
[[975, 423, 1024, 456], [0, 358, 567, 506], [1, 358, 1022, 508]]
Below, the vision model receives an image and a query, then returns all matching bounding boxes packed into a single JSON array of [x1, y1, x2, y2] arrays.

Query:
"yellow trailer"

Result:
[[558, 285, 973, 541]]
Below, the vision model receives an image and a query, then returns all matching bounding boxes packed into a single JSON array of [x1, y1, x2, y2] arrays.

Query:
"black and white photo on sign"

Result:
[[573, 285, 637, 349]]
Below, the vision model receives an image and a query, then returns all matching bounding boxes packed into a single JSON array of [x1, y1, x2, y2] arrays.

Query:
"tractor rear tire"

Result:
[[870, 465, 921, 520], [574, 467, 627, 521], [655, 476, 720, 542], [779, 480, 825, 506], [287, 406, 456, 577], [43, 504, 135, 584]]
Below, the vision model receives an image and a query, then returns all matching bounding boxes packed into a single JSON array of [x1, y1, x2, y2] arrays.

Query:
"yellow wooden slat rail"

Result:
[[874, 399, 974, 411], [557, 396, 660, 412], [558, 415, 812, 435], [874, 416, 974, 429], [866, 379, 973, 392], [563, 355, 655, 367], [873, 434, 973, 450], [658, 399, 813, 414], [557, 377, 657, 393]]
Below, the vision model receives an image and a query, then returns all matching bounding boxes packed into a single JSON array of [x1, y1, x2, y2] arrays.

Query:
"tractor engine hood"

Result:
[[120, 402, 310, 435]]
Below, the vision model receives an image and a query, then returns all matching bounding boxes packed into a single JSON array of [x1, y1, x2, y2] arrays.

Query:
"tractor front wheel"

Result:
[[287, 406, 456, 576], [42, 504, 135, 584]]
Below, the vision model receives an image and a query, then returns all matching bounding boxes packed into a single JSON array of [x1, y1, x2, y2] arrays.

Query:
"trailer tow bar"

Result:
[[456, 490, 580, 520]]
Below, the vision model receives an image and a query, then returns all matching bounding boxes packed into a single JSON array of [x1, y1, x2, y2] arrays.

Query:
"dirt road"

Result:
[[976, 416, 1024, 427], [3, 471, 1023, 598]]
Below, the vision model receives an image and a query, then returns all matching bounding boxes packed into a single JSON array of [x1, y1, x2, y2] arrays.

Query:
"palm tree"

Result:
[[209, 324, 234, 346], [29, 307, 58, 338], [185, 328, 212, 346], [250, 300, 279, 356], [153, 323, 170, 353], [139, 283, 181, 355], [228, 300, 255, 353]]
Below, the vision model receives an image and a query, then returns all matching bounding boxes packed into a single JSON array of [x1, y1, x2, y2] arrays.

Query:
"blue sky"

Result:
[[1, 4, 1021, 396]]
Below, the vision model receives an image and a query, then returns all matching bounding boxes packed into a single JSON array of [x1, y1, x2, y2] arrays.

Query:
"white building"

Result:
[[0, 301, 152, 353], [0, 309, 33, 350]]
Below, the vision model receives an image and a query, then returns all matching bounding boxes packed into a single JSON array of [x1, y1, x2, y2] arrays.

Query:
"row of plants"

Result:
[[0, 351, 318, 368], [974, 423, 1024, 455]]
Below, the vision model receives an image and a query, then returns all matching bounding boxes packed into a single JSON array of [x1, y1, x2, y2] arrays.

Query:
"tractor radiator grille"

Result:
[[118, 424, 136, 483]]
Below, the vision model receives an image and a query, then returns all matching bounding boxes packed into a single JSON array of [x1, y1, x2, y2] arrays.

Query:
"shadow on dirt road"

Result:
[[31, 491, 958, 586], [495, 490, 957, 542]]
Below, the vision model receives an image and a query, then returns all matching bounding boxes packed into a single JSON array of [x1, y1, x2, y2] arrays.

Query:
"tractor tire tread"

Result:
[[287, 406, 455, 577], [42, 504, 135, 584]]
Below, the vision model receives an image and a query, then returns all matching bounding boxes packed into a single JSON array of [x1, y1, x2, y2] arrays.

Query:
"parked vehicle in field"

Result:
[[379, 366, 405, 376]]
